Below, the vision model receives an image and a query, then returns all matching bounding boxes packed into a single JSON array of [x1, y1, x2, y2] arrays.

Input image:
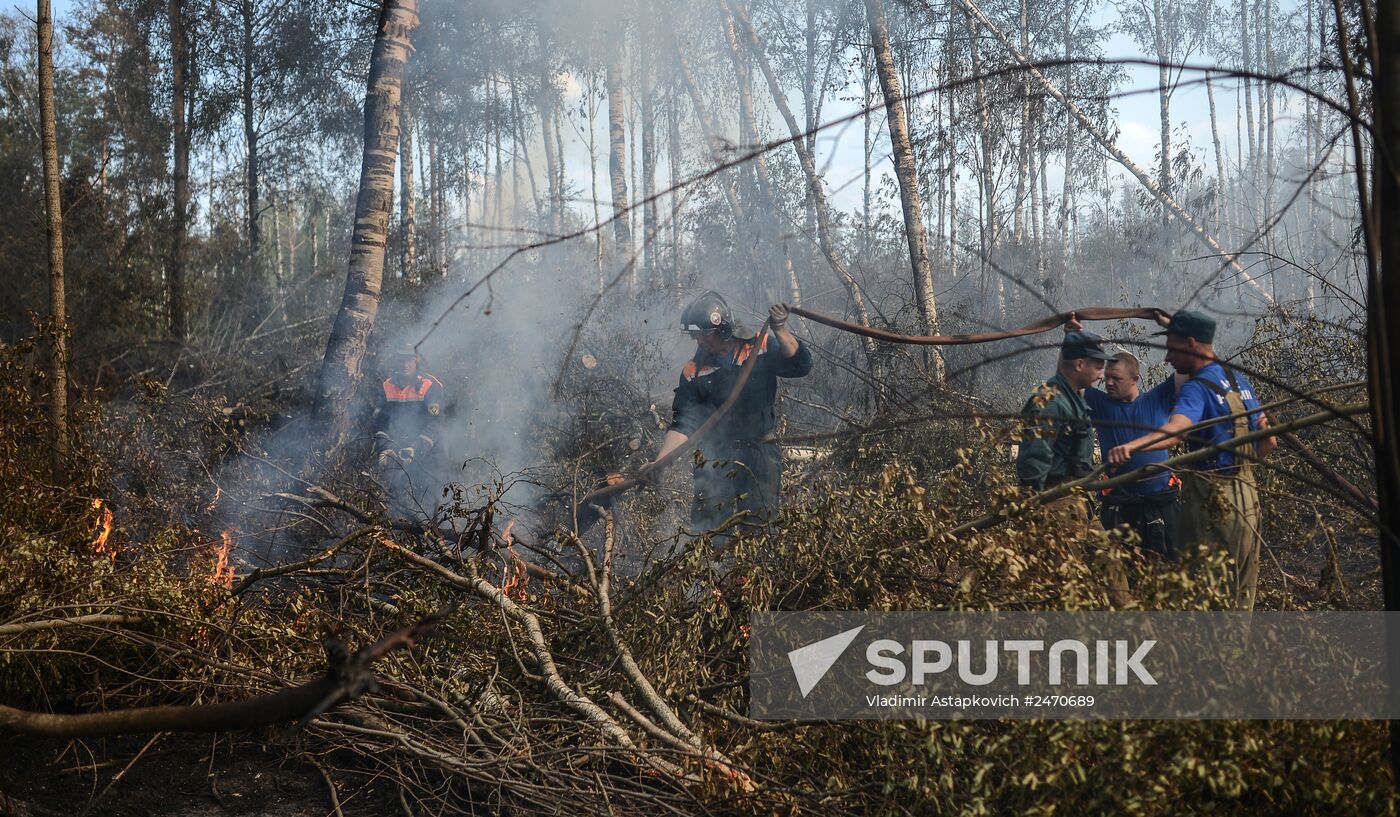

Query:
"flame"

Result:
[[91, 498, 115, 558], [501, 548, 530, 602], [211, 532, 235, 589], [498, 520, 530, 602]]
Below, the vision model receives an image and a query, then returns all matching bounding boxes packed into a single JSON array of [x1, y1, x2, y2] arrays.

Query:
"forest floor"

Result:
[[0, 522, 1383, 817], [0, 734, 401, 817]]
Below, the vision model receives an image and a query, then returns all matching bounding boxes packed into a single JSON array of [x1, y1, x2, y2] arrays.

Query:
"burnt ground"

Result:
[[1260, 527, 1383, 610], [0, 734, 403, 817], [0, 526, 1383, 817]]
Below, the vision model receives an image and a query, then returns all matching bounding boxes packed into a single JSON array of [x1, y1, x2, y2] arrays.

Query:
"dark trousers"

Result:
[[1100, 489, 1180, 561], [690, 441, 781, 535]]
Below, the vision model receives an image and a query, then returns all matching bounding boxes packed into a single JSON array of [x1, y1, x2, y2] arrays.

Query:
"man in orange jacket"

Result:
[[371, 346, 446, 510]]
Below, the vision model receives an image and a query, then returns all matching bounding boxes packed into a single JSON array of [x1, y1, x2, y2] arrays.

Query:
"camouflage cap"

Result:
[[1154, 309, 1216, 343], [1062, 330, 1115, 361]]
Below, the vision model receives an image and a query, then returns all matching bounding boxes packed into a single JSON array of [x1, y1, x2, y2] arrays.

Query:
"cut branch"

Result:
[[0, 614, 143, 638]]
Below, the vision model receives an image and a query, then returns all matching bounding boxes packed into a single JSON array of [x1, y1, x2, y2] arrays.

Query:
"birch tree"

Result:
[[1113, 0, 1212, 229], [864, 0, 943, 380], [38, 0, 67, 480], [313, 0, 421, 461], [168, 0, 189, 338]]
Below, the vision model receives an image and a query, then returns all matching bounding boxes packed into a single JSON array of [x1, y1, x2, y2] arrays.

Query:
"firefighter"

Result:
[[1063, 313, 1190, 560], [644, 291, 813, 535], [1016, 330, 1114, 492], [1108, 310, 1277, 609], [372, 345, 446, 508], [1017, 330, 1132, 606]]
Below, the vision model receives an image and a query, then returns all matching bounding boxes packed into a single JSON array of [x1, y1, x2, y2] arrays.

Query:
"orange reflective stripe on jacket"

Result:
[[732, 334, 769, 366], [382, 375, 438, 402], [681, 336, 768, 381]]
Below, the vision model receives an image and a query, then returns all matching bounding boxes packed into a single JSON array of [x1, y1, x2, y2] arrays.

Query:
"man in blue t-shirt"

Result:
[[1082, 350, 1183, 559], [1107, 310, 1277, 609]]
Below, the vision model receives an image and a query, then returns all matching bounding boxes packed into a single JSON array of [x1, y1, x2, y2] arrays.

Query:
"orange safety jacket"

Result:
[[373, 373, 444, 449]]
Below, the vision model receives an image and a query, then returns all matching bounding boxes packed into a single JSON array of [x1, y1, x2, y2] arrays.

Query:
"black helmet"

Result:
[[680, 290, 733, 337]]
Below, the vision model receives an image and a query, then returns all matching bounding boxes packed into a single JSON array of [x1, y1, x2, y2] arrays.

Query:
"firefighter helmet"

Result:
[[390, 344, 418, 360], [680, 290, 734, 337]]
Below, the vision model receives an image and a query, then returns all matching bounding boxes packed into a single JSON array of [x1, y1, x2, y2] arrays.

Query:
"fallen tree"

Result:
[[0, 608, 450, 738]]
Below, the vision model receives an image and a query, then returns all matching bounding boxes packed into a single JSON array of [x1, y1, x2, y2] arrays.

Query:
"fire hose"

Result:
[[785, 306, 1168, 345], [573, 307, 1159, 525], [574, 320, 777, 524], [571, 304, 1374, 528]]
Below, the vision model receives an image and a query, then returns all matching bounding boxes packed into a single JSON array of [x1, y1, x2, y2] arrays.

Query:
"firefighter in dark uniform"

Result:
[[644, 291, 813, 535], [1017, 330, 1131, 605], [372, 345, 446, 511]]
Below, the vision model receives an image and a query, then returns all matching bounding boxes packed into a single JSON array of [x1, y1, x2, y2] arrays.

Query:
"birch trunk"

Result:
[[962, 5, 1001, 319], [1059, 0, 1072, 254], [1263, 0, 1275, 242], [38, 0, 67, 479], [432, 118, 445, 276], [587, 72, 603, 287], [864, 0, 942, 377], [803, 0, 818, 257], [1206, 75, 1225, 235], [1240, 0, 1256, 190], [1013, 0, 1029, 242], [400, 95, 417, 282], [169, 0, 189, 338], [313, 0, 420, 460], [605, 54, 633, 268], [641, 64, 658, 286], [509, 76, 540, 222], [272, 198, 284, 295], [1155, 0, 1172, 229], [719, 5, 800, 305], [668, 91, 683, 291], [674, 41, 748, 237], [538, 29, 562, 235], [241, 0, 260, 291]]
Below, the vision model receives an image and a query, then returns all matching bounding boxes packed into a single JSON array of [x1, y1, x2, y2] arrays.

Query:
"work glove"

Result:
[[376, 448, 396, 467], [398, 447, 416, 463], [768, 303, 790, 328]]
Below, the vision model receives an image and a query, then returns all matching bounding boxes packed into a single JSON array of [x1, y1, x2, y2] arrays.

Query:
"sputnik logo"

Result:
[[787, 625, 865, 697]]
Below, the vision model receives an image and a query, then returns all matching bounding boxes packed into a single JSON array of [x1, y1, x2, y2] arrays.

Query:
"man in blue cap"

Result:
[[1108, 310, 1277, 609], [1017, 329, 1131, 605]]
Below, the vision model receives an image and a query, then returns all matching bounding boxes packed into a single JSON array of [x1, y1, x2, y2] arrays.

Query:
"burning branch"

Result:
[[211, 531, 236, 589], [90, 498, 114, 558]]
